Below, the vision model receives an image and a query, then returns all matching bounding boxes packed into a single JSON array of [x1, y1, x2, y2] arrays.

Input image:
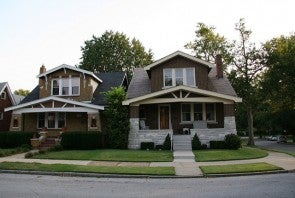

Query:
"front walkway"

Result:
[[0, 150, 294, 176]]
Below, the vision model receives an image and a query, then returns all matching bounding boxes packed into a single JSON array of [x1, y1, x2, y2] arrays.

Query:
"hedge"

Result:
[[225, 134, 242, 150], [140, 142, 155, 150], [210, 141, 226, 149], [0, 131, 34, 148], [61, 131, 104, 150]]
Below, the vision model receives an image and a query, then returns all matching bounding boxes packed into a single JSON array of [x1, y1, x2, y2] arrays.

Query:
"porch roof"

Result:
[[5, 96, 104, 114], [123, 85, 242, 105]]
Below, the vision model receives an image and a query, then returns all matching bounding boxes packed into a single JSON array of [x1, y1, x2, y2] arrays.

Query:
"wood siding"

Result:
[[39, 69, 99, 101], [150, 56, 209, 93]]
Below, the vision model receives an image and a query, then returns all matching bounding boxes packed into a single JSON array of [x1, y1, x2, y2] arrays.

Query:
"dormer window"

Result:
[[163, 68, 196, 88], [51, 77, 80, 96]]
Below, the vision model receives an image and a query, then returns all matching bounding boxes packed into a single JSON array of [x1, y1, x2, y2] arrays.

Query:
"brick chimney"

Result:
[[40, 65, 46, 74], [215, 54, 223, 78]]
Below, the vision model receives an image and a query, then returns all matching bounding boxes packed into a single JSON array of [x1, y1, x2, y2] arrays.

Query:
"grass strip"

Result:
[[194, 147, 268, 162], [254, 146, 295, 158], [0, 147, 29, 157], [0, 162, 175, 175], [200, 162, 283, 175], [32, 149, 173, 162]]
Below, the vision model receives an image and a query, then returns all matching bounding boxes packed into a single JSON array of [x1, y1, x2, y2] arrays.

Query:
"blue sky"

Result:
[[0, 0, 294, 91]]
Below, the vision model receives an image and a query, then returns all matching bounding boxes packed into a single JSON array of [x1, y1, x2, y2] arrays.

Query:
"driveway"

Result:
[[255, 139, 295, 152]]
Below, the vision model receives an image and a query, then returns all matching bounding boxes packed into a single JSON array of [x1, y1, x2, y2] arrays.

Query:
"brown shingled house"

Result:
[[123, 51, 242, 149]]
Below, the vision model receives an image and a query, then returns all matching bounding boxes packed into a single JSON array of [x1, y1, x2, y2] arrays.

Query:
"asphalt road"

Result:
[[255, 140, 295, 152], [0, 173, 294, 198]]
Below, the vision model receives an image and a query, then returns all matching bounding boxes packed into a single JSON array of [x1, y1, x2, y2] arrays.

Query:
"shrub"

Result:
[[38, 150, 46, 154], [192, 134, 202, 150], [225, 133, 242, 150], [140, 142, 155, 150], [48, 144, 63, 152], [61, 131, 103, 150], [155, 145, 163, 150], [25, 152, 34, 158], [200, 144, 207, 150], [210, 141, 226, 149], [163, 134, 171, 150], [0, 131, 34, 148]]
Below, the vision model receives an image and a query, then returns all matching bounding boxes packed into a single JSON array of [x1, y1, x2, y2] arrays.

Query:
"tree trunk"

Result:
[[247, 106, 255, 146]]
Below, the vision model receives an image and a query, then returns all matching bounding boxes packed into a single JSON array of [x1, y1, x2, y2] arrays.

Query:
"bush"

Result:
[[48, 144, 63, 152], [140, 142, 155, 150], [200, 144, 207, 150], [210, 141, 226, 149], [192, 134, 202, 150], [0, 131, 34, 148], [163, 134, 171, 150], [155, 145, 163, 150], [25, 152, 34, 158], [61, 131, 103, 150], [225, 134, 242, 150]]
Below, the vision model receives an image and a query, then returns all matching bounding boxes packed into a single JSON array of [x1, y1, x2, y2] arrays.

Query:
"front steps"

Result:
[[173, 135, 192, 151], [39, 138, 58, 150]]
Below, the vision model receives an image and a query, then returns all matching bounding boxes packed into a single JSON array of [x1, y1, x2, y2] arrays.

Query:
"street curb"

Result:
[[1, 169, 294, 179]]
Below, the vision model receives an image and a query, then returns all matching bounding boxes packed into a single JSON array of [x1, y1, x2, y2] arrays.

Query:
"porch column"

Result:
[[128, 105, 140, 149], [87, 112, 101, 131], [223, 104, 237, 134], [9, 114, 22, 131]]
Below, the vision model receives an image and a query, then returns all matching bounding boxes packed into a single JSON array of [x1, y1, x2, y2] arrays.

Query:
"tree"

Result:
[[14, 89, 30, 96], [104, 86, 130, 149], [260, 33, 295, 140], [185, 22, 233, 67], [229, 18, 264, 146], [79, 31, 153, 79]]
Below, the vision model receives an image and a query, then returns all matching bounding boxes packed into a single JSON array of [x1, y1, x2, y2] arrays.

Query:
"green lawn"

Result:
[[0, 147, 30, 157], [0, 162, 175, 175], [32, 149, 173, 162], [200, 162, 282, 175], [194, 147, 268, 162]]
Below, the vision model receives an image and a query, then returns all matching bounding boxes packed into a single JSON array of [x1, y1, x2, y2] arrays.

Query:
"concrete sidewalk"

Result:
[[0, 150, 294, 176]]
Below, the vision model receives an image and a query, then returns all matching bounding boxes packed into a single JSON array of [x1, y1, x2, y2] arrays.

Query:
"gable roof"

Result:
[[0, 82, 16, 105], [5, 96, 104, 113], [19, 86, 40, 104], [13, 94, 25, 105], [127, 68, 151, 99], [144, 51, 215, 70], [123, 85, 242, 105], [37, 64, 102, 83], [92, 71, 127, 105]]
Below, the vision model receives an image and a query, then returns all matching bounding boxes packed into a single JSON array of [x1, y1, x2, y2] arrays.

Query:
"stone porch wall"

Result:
[[128, 118, 172, 149], [190, 116, 237, 146]]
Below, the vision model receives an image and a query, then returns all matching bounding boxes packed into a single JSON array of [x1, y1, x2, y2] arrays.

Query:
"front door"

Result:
[[159, 105, 170, 129]]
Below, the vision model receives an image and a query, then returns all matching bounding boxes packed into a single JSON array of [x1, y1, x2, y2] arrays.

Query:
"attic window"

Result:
[[1, 92, 6, 100], [51, 77, 80, 96], [163, 68, 196, 88]]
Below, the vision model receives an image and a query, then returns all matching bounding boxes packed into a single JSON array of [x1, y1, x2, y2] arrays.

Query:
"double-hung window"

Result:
[[181, 103, 216, 122], [52, 77, 80, 96], [38, 113, 66, 129], [163, 68, 195, 88], [1, 92, 6, 100]]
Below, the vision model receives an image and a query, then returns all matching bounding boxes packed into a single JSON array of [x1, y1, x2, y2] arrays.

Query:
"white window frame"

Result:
[[0, 112, 3, 120], [163, 68, 196, 88], [37, 112, 66, 129], [181, 103, 216, 123], [51, 76, 80, 96], [1, 92, 6, 100]]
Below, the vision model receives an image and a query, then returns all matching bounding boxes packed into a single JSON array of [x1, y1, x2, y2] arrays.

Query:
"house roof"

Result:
[[144, 51, 215, 70], [123, 85, 242, 105], [92, 71, 127, 105], [19, 71, 126, 106], [0, 82, 16, 105], [126, 68, 151, 99], [37, 64, 102, 83], [13, 94, 25, 105], [5, 96, 104, 113]]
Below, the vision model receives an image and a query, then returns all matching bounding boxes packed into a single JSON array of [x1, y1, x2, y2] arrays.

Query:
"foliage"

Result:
[[209, 141, 226, 149], [224, 134, 242, 150], [192, 134, 202, 150], [140, 142, 155, 150], [0, 131, 34, 148], [61, 131, 103, 150], [79, 30, 153, 78], [163, 134, 171, 150], [0, 146, 30, 157], [185, 22, 233, 67], [104, 87, 130, 149], [201, 144, 208, 150], [14, 89, 30, 96]]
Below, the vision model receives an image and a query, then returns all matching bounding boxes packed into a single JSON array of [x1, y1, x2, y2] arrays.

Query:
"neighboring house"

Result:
[[0, 82, 24, 131], [5, 64, 127, 136], [123, 51, 242, 149]]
